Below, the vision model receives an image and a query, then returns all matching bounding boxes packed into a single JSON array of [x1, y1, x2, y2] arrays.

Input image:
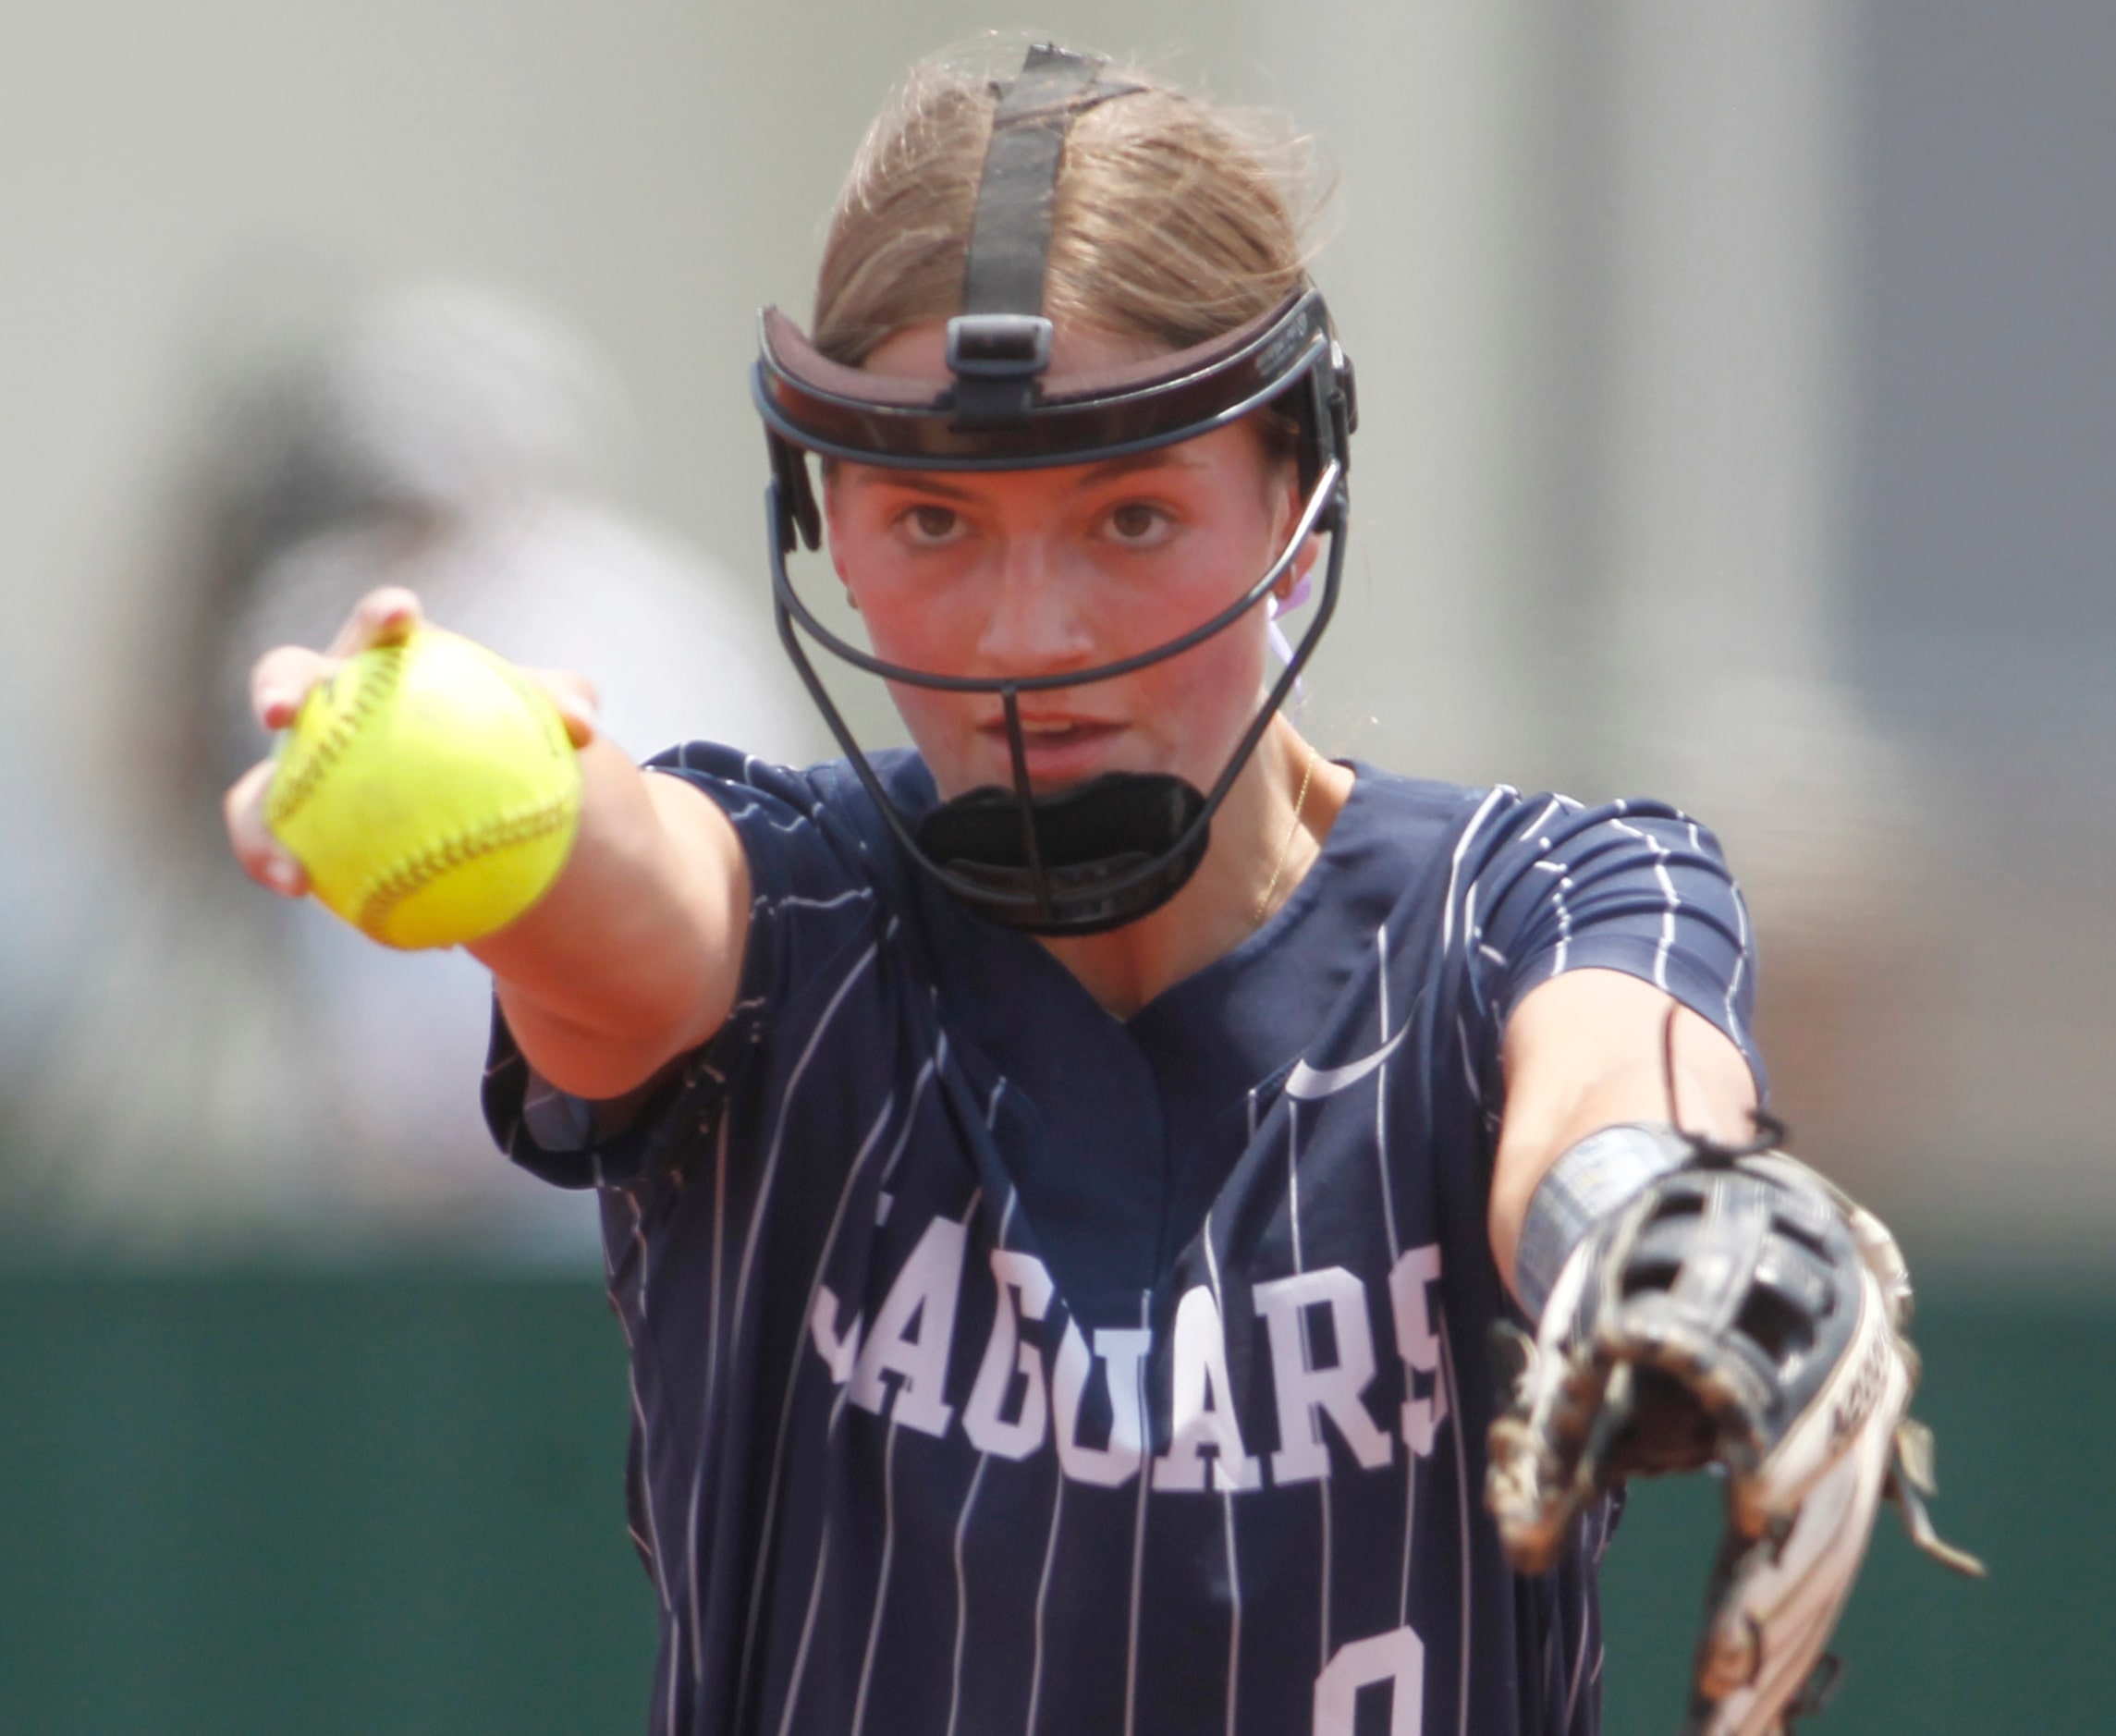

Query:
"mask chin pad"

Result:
[[914, 772, 1210, 935]]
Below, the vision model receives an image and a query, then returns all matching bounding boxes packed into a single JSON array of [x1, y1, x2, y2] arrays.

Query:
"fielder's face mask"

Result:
[[752, 43, 1356, 936]]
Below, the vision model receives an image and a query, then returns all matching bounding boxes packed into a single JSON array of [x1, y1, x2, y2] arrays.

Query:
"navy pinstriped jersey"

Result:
[[483, 746, 1762, 1736]]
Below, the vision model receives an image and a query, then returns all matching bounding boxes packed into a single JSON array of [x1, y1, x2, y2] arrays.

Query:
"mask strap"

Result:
[[950, 43, 1140, 425], [998, 682, 1054, 917]]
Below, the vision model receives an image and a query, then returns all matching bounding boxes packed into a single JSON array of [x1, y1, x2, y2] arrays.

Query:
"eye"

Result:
[[1104, 501, 1175, 547], [899, 504, 964, 545]]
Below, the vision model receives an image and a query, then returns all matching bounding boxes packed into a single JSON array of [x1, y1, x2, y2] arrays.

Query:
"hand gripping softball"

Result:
[[1486, 1129, 1983, 1734], [264, 626, 582, 950]]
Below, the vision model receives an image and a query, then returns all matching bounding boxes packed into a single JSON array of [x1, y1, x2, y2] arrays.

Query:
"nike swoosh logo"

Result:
[[1284, 1024, 1409, 1100]]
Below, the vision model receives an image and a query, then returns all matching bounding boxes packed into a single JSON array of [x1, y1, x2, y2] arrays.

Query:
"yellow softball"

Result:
[[264, 625, 583, 950]]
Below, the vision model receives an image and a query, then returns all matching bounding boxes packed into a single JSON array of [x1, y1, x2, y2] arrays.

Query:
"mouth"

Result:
[[976, 715, 1129, 779]]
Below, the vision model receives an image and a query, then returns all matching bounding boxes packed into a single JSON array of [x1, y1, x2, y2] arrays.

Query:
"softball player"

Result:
[[229, 41, 1966, 1736]]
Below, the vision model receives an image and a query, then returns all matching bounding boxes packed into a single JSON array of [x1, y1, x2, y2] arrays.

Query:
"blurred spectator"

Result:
[[0, 283, 820, 1261]]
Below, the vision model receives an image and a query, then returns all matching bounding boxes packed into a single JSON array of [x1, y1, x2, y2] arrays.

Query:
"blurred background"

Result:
[[1, 1, 2108, 1729]]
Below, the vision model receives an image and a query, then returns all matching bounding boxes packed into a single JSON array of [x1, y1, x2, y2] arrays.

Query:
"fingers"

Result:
[[522, 666, 600, 750], [248, 588, 427, 732], [224, 759, 309, 898], [234, 588, 421, 897], [324, 586, 423, 659], [249, 645, 336, 732]]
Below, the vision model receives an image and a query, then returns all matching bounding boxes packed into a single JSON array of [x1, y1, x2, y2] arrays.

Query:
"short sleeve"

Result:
[[1454, 792, 1764, 1099], [482, 743, 891, 1189]]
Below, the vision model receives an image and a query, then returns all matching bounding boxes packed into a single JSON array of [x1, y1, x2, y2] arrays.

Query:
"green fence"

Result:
[[0, 1276, 656, 1735], [0, 1274, 2098, 1733]]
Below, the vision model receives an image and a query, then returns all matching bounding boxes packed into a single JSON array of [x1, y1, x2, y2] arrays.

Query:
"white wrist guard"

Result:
[[1512, 1122, 1692, 1323]]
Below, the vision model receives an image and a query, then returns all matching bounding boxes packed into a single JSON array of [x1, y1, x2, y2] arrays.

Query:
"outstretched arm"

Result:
[[225, 587, 751, 1102], [1485, 965, 1980, 1736]]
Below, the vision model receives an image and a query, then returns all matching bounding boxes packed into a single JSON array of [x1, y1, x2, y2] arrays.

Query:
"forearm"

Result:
[[474, 740, 750, 1100], [1487, 969, 1757, 1303]]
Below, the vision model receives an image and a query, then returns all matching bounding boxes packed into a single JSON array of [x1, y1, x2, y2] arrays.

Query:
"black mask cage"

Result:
[[752, 43, 1357, 936]]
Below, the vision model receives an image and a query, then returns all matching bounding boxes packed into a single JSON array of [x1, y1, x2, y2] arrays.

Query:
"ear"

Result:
[[1269, 461, 1321, 600], [1274, 531, 1321, 600], [1259, 443, 1321, 598]]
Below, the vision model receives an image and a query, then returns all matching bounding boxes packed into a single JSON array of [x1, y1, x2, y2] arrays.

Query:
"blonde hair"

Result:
[[813, 45, 1329, 368]]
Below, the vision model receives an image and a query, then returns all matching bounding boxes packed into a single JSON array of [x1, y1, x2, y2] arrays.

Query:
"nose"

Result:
[[972, 532, 1099, 675]]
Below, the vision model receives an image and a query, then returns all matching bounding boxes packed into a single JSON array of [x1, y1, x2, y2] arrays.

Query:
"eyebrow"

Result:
[[847, 447, 1206, 501], [1075, 448, 1207, 487], [850, 471, 983, 503]]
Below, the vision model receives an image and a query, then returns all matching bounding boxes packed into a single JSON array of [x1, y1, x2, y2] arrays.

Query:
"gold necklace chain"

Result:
[[1254, 742, 1320, 929]]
